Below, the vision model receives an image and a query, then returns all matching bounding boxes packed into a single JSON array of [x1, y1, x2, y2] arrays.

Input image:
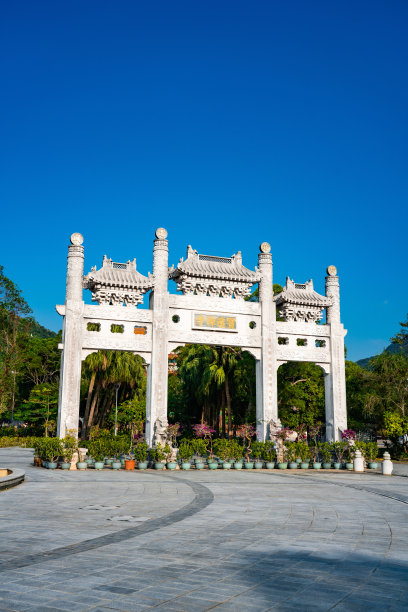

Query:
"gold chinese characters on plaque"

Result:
[[193, 313, 237, 332]]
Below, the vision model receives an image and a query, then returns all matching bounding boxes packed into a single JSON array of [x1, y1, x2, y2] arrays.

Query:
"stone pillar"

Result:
[[257, 243, 278, 441], [324, 266, 347, 441], [145, 228, 169, 447], [57, 233, 85, 439]]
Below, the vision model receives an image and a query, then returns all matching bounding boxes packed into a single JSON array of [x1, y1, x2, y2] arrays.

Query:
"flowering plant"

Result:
[[296, 423, 307, 442], [193, 422, 216, 458], [236, 424, 256, 461], [341, 429, 356, 441], [275, 427, 294, 442], [167, 423, 181, 447]]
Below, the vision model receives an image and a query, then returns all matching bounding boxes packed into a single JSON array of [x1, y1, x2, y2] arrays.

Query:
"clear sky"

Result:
[[1, 0, 407, 361]]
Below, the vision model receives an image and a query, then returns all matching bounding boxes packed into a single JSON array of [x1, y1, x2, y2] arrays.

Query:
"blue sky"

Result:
[[1, 0, 407, 361]]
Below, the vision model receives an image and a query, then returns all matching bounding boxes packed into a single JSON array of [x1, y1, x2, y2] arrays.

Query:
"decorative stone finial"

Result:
[[70, 233, 84, 246], [155, 227, 168, 240], [326, 265, 337, 276], [259, 242, 271, 254]]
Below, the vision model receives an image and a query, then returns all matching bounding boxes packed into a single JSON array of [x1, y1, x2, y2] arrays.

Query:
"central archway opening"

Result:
[[80, 350, 147, 440], [168, 344, 256, 437], [277, 361, 325, 436]]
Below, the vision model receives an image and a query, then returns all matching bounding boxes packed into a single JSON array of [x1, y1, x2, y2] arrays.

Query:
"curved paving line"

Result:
[[0, 474, 213, 573]]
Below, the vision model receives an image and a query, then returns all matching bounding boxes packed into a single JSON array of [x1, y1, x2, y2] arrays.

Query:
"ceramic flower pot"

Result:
[[208, 462, 218, 470], [94, 461, 105, 470], [137, 461, 148, 470], [195, 462, 204, 470], [333, 462, 342, 469], [265, 461, 276, 469], [112, 461, 122, 470], [48, 462, 58, 469], [60, 462, 71, 470], [105, 458, 114, 466], [295, 458, 302, 464], [368, 462, 378, 469], [166, 462, 177, 470], [345, 462, 353, 470], [244, 462, 254, 469], [222, 462, 231, 469], [254, 461, 263, 469], [288, 462, 298, 469], [154, 462, 165, 470], [322, 462, 332, 469], [125, 459, 136, 470], [76, 461, 88, 470], [181, 462, 191, 470], [300, 462, 310, 469], [277, 462, 288, 469], [312, 462, 322, 470]]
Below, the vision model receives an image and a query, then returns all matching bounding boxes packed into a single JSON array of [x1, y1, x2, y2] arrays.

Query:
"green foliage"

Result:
[[19, 382, 59, 434], [213, 438, 233, 461], [284, 441, 298, 463], [191, 437, 208, 457], [62, 432, 77, 462], [262, 440, 276, 462], [150, 443, 167, 463], [178, 439, 194, 462], [250, 440, 265, 461], [332, 441, 349, 462], [86, 439, 106, 462], [133, 439, 148, 462], [318, 442, 332, 462], [277, 362, 325, 429], [295, 441, 311, 462]]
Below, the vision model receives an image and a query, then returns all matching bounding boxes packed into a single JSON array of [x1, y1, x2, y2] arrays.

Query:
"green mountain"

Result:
[[357, 343, 405, 369], [30, 320, 58, 339]]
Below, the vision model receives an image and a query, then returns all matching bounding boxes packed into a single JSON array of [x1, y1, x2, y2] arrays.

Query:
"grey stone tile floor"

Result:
[[1, 447, 408, 611]]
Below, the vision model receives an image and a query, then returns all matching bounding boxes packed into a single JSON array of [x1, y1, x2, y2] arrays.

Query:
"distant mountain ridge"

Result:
[[30, 320, 58, 339], [357, 343, 406, 369]]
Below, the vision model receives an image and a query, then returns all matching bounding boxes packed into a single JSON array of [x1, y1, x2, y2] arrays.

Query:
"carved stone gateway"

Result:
[[56, 229, 348, 444]]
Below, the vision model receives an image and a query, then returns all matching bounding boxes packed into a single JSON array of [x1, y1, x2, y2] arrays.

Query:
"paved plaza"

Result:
[[1, 448, 408, 612]]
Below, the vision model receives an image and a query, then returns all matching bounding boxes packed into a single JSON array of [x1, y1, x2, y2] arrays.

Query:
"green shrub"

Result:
[[318, 442, 332, 462], [178, 439, 194, 462], [250, 441, 264, 461], [133, 440, 148, 462], [262, 441, 276, 462]]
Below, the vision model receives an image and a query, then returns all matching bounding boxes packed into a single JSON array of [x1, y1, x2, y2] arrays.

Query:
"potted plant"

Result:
[[124, 441, 136, 470], [308, 423, 322, 469], [163, 443, 177, 470], [295, 441, 311, 469], [285, 442, 298, 469], [319, 442, 333, 469], [365, 441, 379, 468], [344, 444, 355, 470], [277, 445, 288, 469], [192, 438, 207, 469], [251, 441, 264, 469], [332, 441, 347, 469], [134, 440, 148, 469], [62, 433, 77, 469], [193, 422, 216, 462], [151, 444, 166, 469], [44, 438, 63, 469], [263, 441, 276, 469], [213, 439, 232, 469], [230, 439, 244, 469], [236, 424, 256, 469], [76, 444, 88, 470], [178, 439, 194, 470], [88, 440, 105, 469]]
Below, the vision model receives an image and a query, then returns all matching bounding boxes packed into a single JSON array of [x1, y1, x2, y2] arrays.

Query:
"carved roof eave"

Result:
[[84, 257, 154, 292], [169, 246, 261, 284], [275, 291, 332, 308]]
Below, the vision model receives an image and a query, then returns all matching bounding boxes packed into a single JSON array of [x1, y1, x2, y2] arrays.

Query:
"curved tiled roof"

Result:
[[84, 256, 153, 290], [275, 278, 331, 307], [170, 247, 261, 283]]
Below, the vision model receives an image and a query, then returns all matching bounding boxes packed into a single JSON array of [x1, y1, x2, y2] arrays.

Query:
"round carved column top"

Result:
[[326, 265, 337, 276], [259, 242, 271, 253], [155, 227, 168, 240], [70, 233, 84, 245]]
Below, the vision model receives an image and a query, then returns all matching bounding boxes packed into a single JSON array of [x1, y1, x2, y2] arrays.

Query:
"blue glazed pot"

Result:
[[265, 462, 275, 469], [61, 462, 71, 470], [233, 462, 243, 469], [222, 462, 231, 469], [295, 458, 302, 464], [94, 461, 105, 470], [333, 462, 342, 469], [300, 462, 310, 469], [277, 462, 288, 469], [368, 462, 378, 469], [289, 462, 298, 469], [244, 462, 254, 469], [48, 462, 58, 469], [323, 462, 332, 469], [195, 462, 204, 470], [105, 458, 114, 466], [76, 462, 88, 470], [138, 461, 148, 470], [166, 462, 177, 470], [254, 461, 263, 469], [313, 462, 322, 470], [154, 462, 165, 470], [181, 462, 191, 470], [345, 462, 353, 470], [208, 462, 218, 470], [112, 461, 122, 470]]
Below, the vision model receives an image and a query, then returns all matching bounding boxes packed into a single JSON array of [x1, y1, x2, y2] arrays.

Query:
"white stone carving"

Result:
[[275, 278, 332, 323]]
